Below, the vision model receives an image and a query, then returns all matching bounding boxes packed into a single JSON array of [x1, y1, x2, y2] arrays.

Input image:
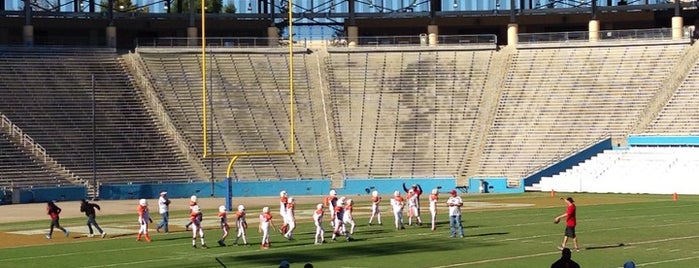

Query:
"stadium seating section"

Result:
[[1, 39, 698, 194]]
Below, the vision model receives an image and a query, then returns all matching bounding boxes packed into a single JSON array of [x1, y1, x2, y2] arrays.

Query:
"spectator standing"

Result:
[[156, 191, 170, 233], [446, 190, 464, 238], [550, 248, 580, 268], [80, 199, 106, 238]]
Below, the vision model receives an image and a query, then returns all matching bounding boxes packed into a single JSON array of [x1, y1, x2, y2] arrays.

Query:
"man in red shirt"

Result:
[[554, 197, 579, 252]]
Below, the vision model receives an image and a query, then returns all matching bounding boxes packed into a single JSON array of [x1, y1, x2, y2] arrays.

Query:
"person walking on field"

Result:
[[46, 201, 69, 239], [136, 199, 152, 242], [259, 206, 276, 249], [156, 191, 170, 233], [217, 205, 230, 247], [554, 197, 580, 252], [446, 190, 464, 238], [233, 204, 248, 246], [80, 199, 106, 238]]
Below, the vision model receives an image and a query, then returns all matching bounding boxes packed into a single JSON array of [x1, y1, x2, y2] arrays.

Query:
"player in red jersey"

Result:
[[554, 197, 580, 252]]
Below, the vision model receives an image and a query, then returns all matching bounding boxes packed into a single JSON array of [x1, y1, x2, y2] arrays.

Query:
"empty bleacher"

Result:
[[325, 49, 493, 178], [136, 48, 332, 180], [477, 43, 687, 179], [0, 47, 197, 187], [537, 146, 699, 194], [645, 58, 699, 134]]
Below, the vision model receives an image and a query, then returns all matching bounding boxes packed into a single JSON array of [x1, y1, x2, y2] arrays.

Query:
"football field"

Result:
[[0, 192, 697, 268]]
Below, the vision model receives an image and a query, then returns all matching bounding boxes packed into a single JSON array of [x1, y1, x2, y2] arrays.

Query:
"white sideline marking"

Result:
[[632, 255, 699, 267], [426, 235, 699, 268]]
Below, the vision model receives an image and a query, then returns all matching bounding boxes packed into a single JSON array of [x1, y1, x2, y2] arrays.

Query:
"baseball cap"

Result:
[[450, 189, 457, 195], [160, 192, 167, 195], [565, 197, 574, 203], [279, 260, 290, 268]]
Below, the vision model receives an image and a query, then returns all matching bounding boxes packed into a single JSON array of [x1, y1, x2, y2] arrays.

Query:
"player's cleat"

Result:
[[218, 240, 226, 247], [65, 230, 70, 237], [575, 248, 580, 252], [557, 246, 565, 250], [201, 244, 208, 249], [368, 222, 372, 226], [184, 225, 189, 231], [45, 233, 51, 239], [346, 236, 351, 242], [87, 234, 94, 238], [460, 235, 464, 238], [156, 227, 160, 233], [101, 232, 107, 239], [192, 245, 197, 249]]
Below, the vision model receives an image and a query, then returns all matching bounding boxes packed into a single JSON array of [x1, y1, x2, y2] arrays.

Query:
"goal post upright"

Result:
[[201, 0, 296, 211]]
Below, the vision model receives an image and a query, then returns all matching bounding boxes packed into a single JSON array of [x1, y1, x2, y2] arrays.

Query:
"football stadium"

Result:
[[1, 0, 699, 267]]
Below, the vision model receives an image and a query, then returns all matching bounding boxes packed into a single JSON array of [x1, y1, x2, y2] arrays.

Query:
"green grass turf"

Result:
[[1, 192, 698, 268]]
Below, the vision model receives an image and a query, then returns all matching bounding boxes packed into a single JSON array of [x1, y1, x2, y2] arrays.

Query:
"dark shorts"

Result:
[[565, 226, 576, 238]]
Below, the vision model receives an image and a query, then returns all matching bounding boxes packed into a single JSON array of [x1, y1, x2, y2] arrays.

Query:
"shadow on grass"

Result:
[[218, 238, 494, 267], [584, 243, 626, 250]]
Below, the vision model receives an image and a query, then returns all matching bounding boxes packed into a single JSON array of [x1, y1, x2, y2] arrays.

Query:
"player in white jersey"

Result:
[[390, 191, 405, 230], [343, 198, 356, 235], [190, 205, 207, 248], [406, 189, 422, 226], [368, 190, 382, 226], [283, 197, 297, 240], [136, 199, 152, 242], [429, 188, 439, 231], [217, 205, 229, 247], [279, 191, 289, 234], [312, 203, 325, 245], [233, 205, 248, 246], [259, 206, 276, 249]]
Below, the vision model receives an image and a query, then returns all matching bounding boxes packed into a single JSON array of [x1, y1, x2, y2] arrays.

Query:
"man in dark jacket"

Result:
[[80, 199, 106, 238], [550, 248, 580, 268]]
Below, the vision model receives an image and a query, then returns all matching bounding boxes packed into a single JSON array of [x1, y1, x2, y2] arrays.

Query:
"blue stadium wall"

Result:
[[99, 177, 457, 200]]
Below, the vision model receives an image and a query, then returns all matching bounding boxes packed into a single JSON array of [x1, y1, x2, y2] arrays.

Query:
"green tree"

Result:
[[223, 3, 236, 13], [173, 0, 223, 13], [99, 0, 145, 12]]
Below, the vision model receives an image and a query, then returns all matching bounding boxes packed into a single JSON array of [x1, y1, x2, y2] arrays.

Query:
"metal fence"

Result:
[[518, 28, 684, 43]]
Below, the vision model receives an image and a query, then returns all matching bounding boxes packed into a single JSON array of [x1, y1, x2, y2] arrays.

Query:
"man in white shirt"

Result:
[[446, 190, 464, 238], [156, 192, 170, 233]]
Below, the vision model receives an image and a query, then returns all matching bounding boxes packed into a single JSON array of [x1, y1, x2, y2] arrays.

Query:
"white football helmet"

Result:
[[139, 199, 147, 206], [219, 205, 226, 213]]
